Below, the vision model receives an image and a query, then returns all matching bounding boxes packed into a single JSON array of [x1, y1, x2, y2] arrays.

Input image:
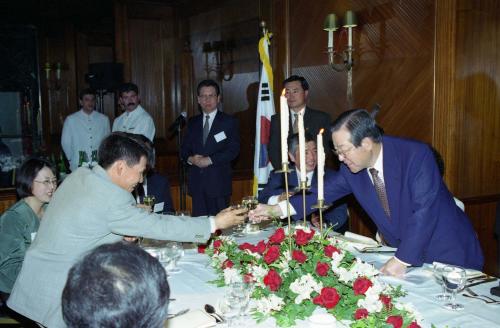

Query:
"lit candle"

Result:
[[348, 27, 353, 48], [298, 113, 306, 182], [280, 89, 289, 165], [317, 129, 325, 200]]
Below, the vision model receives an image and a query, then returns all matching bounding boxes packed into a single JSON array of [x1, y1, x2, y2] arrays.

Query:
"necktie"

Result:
[[369, 168, 391, 218], [203, 115, 210, 145], [293, 113, 299, 134]]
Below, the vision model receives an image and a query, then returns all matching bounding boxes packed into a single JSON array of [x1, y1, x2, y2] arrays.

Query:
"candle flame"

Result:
[[281, 88, 286, 96], [319, 128, 324, 134]]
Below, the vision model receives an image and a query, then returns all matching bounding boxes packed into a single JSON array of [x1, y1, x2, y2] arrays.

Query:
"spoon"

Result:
[[204, 304, 225, 323]]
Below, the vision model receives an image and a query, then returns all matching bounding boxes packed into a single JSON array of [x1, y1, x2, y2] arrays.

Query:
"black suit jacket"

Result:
[[268, 107, 331, 169], [181, 110, 240, 197]]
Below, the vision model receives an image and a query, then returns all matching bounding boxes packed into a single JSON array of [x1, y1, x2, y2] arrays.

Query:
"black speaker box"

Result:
[[86, 63, 124, 91]]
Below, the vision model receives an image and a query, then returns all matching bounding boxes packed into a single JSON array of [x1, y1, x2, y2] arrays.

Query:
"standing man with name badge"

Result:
[[181, 80, 240, 216], [112, 83, 155, 142]]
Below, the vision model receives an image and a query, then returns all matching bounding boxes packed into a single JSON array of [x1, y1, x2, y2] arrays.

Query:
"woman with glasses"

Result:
[[0, 158, 57, 303]]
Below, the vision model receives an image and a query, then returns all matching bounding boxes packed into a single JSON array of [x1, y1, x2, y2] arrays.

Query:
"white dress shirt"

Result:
[[112, 105, 156, 141], [61, 109, 110, 172], [268, 168, 313, 205]]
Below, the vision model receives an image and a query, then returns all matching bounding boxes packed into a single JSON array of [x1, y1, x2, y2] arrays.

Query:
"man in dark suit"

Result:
[[251, 109, 484, 277], [268, 75, 331, 170], [259, 133, 348, 232], [181, 80, 240, 216]]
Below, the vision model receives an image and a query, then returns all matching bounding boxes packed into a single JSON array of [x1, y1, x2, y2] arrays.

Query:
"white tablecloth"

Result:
[[166, 228, 500, 328]]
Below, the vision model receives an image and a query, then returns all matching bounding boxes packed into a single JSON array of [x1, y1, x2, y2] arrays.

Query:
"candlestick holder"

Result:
[[311, 199, 331, 234], [297, 181, 309, 226], [277, 162, 293, 250]]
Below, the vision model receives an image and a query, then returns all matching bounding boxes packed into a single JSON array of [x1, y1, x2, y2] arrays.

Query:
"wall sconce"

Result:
[[43, 62, 65, 90], [324, 10, 357, 72], [202, 40, 234, 81]]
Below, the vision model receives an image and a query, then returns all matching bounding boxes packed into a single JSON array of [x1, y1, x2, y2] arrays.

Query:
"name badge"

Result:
[[214, 131, 227, 142], [154, 202, 164, 213]]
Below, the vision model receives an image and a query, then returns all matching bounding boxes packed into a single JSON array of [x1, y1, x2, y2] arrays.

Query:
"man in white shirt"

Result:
[[112, 83, 155, 141], [61, 88, 110, 172]]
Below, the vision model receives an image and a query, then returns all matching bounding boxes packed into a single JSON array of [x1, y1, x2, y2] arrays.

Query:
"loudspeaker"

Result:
[[86, 63, 124, 91]]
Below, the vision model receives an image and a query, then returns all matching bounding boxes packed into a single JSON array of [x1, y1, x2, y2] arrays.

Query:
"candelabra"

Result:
[[323, 11, 357, 72]]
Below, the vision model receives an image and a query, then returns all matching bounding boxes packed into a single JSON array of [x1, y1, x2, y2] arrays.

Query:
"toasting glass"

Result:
[[442, 265, 466, 310]]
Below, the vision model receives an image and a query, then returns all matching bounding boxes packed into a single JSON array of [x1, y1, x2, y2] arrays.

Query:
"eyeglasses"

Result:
[[198, 94, 217, 100], [332, 145, 356, 157], [34, 179, 58, 187]]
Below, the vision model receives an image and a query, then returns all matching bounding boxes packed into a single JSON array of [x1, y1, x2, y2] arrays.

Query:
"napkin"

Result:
[[165, 309, 216, 328], [431, 262, 484, 279]]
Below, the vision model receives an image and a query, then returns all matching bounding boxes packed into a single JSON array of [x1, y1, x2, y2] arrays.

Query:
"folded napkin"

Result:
[[432, 262, 484, 279], [165, 310, 216, 328], [343, 232, 380, 246]]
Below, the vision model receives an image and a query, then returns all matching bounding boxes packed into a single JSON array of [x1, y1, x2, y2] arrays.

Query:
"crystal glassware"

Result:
[[143, 195, 156, 207], [165, 242, 183, 274], [433, 264, 451, 301], [442, 265, 466, 310]]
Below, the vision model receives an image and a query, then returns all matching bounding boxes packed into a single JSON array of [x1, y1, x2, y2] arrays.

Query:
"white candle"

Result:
[[317, 129, 325, 200], [280, 89, 289, 165], [298, 113, 306, 183], [328, 30, 333, 49], [348, 27, 353, 48]]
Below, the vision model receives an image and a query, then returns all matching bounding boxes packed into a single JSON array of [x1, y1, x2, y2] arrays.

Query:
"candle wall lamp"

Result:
[[324, 11, 357, 72], [43, 62, 65, 90], [202, 40, 234, 81]]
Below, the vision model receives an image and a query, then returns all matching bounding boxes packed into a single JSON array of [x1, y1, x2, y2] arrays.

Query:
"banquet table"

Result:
[[165, 227, 500, 328]]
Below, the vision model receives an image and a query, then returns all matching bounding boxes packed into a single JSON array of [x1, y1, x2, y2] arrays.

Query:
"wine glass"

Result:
[[241, 196, 258, 211], [143, 195, 156, 207], [442, 265, 466, 310], [165, 242, 183, 274], [231, 204, 247, 237], [433, 264, 451, 301], [175, 210, 191, 217]]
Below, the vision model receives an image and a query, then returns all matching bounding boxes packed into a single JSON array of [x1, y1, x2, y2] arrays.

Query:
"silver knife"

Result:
[[466, 277, 497, 288]]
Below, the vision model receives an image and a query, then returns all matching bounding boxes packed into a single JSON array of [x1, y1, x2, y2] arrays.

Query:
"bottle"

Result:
[[58, 153, 68, 180], [78, 151, 88, 167]]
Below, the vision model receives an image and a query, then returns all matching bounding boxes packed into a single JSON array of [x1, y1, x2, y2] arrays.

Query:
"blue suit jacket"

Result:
[[259, 166, 348, 230], [291, 136, 484, 269], [181, 111, 240, 197], [138, 172, 175, 214]]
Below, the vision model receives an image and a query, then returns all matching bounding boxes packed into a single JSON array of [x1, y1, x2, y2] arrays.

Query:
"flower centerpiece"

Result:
[[206, 226, 422, 328]]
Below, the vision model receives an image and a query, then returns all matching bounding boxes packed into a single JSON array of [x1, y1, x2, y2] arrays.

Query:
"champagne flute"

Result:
[[442, 265, 466, 310]]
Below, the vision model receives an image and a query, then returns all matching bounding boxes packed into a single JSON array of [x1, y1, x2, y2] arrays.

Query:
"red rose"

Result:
[[312, 287, 340, 309], [353, 277, 373, 295], [197, 244, 207, 253], [213, 240, 222, 249], [315, 262, 330, 276], [264, 245, 281, 264], [294, 229, 315, 246], [255, 240, 267, 254], [386, 315, 403, 328], [222, 260, 233, 269], [292, 250, 307, 263], [324, 245, 340, 258], [269, 228, 285, 244], [354, 308, 369, 320], [379, 294, 393, 310], [407, 322, 421, 328], [238, 242, 255, 252], [243, 273, 254, 283], [263, 269, 282, 291]]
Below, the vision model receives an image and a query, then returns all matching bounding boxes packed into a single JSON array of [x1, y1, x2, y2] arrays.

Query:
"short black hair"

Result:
[[288, 132, 315, 156], [79, 88, 96, 100], [197, 79, 220, 96], [330, 108, 382, 147], [126, 133, 156, 169], [98, 132, 149, 169], [62, 241, 169, 328], [283, 75, 309, 91], [118, 82, 139, 96], [16, 158, 55, 198]]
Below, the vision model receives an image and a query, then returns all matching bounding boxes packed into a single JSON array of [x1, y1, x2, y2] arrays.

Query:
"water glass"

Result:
[[165, 242, 183, 274], [433, 264, 451, 301], [442, 265, 466, 310]]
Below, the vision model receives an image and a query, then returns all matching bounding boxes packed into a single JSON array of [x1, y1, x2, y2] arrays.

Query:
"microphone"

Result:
[[168, 112, 187, 131]]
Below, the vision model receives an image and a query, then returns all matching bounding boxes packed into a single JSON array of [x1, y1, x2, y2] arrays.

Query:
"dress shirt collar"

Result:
[[295, 168, 314, 187], [202, 109, 218, 128], [367, 144, 384, 184], [125, 105, 145, 117], [291, 107, 306, 120]]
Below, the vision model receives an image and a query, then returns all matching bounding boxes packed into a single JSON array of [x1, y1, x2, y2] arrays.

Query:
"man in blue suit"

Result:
[[251, 109, 483, 277], [259, 133, 348, 232], [181, 80, 240, 216]]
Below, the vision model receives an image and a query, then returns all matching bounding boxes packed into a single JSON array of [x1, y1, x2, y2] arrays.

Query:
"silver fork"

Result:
[[465, 287, 500, 303], [462, 293, 500, 304]]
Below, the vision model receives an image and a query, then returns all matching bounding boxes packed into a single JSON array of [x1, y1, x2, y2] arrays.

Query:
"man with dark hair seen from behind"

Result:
[[251, 108, 484, 277], [181, 79, 240, 216], [62, 241, 169, 328], [268, 75, 331, 170], [7, 132, 245, 327], [112, 83, 156, 141]]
